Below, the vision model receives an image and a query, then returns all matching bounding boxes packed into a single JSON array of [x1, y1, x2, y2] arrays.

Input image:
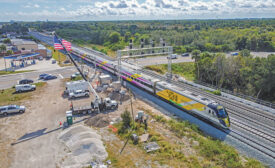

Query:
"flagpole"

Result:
[[58, 51, 60, 65]]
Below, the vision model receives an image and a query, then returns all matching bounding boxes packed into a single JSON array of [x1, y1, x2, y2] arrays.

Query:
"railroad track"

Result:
[[230, 117, 275, 145], [33, 33, 275, 159], [226, 128, 275, 159]]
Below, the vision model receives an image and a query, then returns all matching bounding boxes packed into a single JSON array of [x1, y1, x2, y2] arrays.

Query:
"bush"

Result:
[[118, 110, 132, 134], [213, 90, 221, 96]]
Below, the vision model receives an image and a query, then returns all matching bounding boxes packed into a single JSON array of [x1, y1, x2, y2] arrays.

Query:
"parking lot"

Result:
[[0, 67, 76, 90], [0, 77, 97, 168]]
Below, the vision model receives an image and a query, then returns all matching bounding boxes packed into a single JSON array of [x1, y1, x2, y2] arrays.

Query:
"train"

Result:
[[72, 47, 231, 129]]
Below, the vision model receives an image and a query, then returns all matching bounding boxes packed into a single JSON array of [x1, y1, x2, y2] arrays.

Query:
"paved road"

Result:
[[0, 67, 77, 90], [127, 55, 194, 66]]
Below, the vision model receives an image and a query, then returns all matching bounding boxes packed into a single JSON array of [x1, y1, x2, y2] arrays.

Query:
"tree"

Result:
[[0, 44, 6, 53], [6, 50, 13, 55], [191, 49, 201, 62], [3, 38, 11, 44], [240, 49, 250, 57], [124, 32, 131, 42], [192, 49, 201, 80], [121, 109, 132, 129], [109, 32, 120, 43]]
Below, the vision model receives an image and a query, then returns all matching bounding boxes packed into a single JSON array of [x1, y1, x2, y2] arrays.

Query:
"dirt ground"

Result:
[[0, 74, 196, 168], [0, 79, 94, 168]]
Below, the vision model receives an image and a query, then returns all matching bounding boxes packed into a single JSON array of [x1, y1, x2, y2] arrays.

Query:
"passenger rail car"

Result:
[[72, 47, 230, 129]]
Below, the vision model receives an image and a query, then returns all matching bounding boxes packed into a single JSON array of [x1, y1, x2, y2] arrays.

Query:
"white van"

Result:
[[15, 84, 36, 93], [167, 54, 178, 59]]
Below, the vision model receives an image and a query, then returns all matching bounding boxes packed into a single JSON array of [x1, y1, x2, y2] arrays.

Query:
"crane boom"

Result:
[[53, 33, 101, 104]]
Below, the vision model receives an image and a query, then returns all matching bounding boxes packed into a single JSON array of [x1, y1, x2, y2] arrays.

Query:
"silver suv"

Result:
[[16, 84, 36, 93], [0, 105, 26, 116]]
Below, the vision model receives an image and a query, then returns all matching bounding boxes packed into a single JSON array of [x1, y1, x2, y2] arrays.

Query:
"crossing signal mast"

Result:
[[117, 38, 173, 82]]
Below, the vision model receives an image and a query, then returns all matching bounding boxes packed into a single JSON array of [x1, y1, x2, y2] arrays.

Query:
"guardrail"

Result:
[[195, 80, 275, 109]]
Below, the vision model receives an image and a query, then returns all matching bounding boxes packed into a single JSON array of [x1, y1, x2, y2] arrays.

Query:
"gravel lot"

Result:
[[0, 79, 94, 168]]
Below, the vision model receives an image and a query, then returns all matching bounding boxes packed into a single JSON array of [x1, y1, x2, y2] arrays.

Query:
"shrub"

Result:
[[213, 90, 221, 96], [118, 110, 132, 134]]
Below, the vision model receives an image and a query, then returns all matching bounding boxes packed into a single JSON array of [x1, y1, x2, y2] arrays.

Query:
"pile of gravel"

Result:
[[58, 125, 108, 168], [109, 91, 130, 102], [84, 114, 110, 128]]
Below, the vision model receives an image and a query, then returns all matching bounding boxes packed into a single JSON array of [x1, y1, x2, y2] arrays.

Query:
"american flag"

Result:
[[62, 39, 72, 51], [53, 36, 72, 51]]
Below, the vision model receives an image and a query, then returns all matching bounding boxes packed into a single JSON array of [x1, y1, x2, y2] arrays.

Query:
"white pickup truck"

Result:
[[102, 98, 118, 110], [69, 90, 89, 99], [16, 84, 36, 93]]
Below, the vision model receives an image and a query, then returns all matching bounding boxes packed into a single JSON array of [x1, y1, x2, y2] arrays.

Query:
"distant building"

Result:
[[11, 39, 38, 53], [35, 44, 47, 57]]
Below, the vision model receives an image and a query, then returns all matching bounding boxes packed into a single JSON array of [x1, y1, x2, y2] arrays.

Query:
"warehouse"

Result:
[[11, 39, 38, 53]]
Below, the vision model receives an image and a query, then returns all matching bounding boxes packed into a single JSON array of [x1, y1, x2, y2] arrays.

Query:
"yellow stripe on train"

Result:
[[182, 103, 206, 111], [99, 61, 107, 67], [156, 89, 206, 111], [131, 74, 142, 79], [81, 54, 87, 59], [156, 89, 192, 104]]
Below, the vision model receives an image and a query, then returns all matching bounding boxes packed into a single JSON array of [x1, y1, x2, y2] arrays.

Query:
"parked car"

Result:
[[69, 90, 89, 99], [19, 79, 34, 84], [39, 73, 49, 79], [16, 84, 36, 92], [167, 54, 178, 59], [38, 56, 43, 60], [44, 75, 57, 80], [52, 60, 56, 64], [182, 53, 189, 57], [71, 72, 81, 79], [0, 105, 25, 116]]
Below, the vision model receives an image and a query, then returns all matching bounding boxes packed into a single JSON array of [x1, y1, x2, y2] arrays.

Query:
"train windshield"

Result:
[[217, 108, 227, 118]]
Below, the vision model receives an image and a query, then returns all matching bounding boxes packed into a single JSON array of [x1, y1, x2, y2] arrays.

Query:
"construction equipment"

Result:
[[54, 33, 102, 111]]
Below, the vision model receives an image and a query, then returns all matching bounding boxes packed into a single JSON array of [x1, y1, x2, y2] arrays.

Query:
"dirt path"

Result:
[[0, 80, 71, 168]]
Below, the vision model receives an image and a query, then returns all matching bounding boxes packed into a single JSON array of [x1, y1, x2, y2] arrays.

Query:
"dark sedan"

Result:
[[19, 79, 34, 84], [44, 75, 57, 80], [39, 73, 49, 79]]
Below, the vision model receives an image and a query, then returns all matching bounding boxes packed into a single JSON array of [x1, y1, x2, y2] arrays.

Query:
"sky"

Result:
[[0, 0, 274, 21]]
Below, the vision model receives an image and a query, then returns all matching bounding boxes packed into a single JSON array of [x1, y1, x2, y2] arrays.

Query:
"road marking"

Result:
[[59, 74, 64, 79]]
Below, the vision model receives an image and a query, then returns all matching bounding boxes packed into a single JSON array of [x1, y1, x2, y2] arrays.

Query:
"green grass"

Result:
[[145, 62, 195, 81], [45, 45, 71, 67], [0, 70, 34, 76], [0, 82, 46, 106], [81, 44, 116, 58], [143, 109, 265, 168], [71, 75, 83, 81], [204, 89, 222, 96], [104, 107, 265, 168]]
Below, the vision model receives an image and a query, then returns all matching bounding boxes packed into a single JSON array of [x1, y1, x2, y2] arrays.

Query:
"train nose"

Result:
[[223, 118, 230, 127]]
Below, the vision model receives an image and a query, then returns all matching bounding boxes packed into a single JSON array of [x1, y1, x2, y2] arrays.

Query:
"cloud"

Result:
[[2, 0, 275, 21], [34, 4, 40, 8]]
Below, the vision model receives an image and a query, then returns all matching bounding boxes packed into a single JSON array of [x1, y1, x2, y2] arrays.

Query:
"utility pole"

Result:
[[117, 50, 122, 82], [167, 46, 173, 82]]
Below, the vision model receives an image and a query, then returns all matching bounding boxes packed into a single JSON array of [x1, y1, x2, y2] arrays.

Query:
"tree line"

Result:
[[1, 20, 274, 52], [192, 50, 275, 102], [21, 19, 275, 53]]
